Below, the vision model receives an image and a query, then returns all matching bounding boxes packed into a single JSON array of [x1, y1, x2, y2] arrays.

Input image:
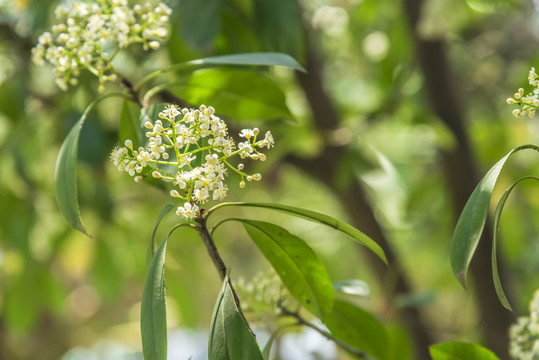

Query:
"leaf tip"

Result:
[[455, 271, 468, 289]]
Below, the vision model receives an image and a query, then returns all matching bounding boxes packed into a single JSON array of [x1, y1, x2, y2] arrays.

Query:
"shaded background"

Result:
[[1, 0, 539, 358]]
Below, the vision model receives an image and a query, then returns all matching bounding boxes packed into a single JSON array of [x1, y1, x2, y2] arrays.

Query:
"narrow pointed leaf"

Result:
[[238, 219, 334, 318], [55, 114, 89, 235], [194, 52, 306, 72], [209, 276, 263, 360], [206, 202, 387, 264], [450, 144, 539, 288], [429, 342, 500, 360], [324, 299, 389, 360], [141, 235, 168, 360], [492, 176, 539, 311], [146, 203, 176, 266], [141, 224, 185, 360], [137, 52, 306, 91], [54, 94, 123, 235]]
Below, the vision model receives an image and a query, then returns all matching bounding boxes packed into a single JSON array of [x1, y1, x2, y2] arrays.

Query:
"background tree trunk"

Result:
[[402, 0, 515, 357]]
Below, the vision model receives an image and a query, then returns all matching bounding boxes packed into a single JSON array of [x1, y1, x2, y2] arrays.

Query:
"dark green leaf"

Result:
[[172, 69, 291, 120], [450, 144, 539, 288], [324, 299, 389, 360], [208, 276, 263, 360], [55, 113, 89, 235], [429, 342, 500, 360], [492, 176, 539, 311], [253, 0, 305, 62], [179, 0, 222, 48], [238, 219, 334, 318], [54, 94, 124, 235], [141, 228, 172, 360], [206, 202, 387, 264], [146, 204, 177, 266]]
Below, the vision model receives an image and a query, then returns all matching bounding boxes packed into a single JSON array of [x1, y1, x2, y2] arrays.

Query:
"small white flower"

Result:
[[176, 202, 199, 221]]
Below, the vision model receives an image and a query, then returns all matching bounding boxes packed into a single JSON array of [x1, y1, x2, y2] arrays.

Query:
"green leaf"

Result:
[[141, 227, 173, 360], [55, 112, 89, 235], [137, 52, 306, 91], [119, 100, 140, 148], [429, 342, 500, 360], [238, 219, 334, 318], [324, 299, 389, 360], [146, 204, 177, 266], [179, 0, 222, 48], [450, 144, 539, 288], [208, 275, 263, 360], [54, 94, 124, 235], [492, 176, 539, 311], [194, 52, 306, 72], [206, 202, 387, 264], [172, 69, 291, 120]]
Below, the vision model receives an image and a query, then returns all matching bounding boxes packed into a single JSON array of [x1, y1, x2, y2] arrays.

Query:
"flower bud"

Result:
[[152, 171, 162, 178]]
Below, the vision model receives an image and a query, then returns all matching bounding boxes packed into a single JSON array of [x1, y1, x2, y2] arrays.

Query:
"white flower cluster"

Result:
[[31, 0, 171, 91], [507, 67, 539, 118], [509, 289, 539, 359], [110, 104, 275, 221]]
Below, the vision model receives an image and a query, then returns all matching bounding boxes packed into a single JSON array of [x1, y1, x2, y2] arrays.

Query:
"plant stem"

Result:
[[279, 305, 368, 359], [195, 217, 256, 335]]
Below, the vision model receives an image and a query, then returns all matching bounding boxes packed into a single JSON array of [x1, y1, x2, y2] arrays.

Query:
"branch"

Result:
[[195, 217, 256, 336]]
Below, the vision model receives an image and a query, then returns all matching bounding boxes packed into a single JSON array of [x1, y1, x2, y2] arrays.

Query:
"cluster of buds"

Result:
[[507, 67, 539, 118], [31, 0, 171, 91], [509, 289, 539, 359], [110, 104, 275, 220], [236, 271, 283, 317]]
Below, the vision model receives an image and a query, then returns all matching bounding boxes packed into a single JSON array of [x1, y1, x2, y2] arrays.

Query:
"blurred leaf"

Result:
[[207, 202, 387, 264], [208, 275, 263, 360], [171, 69, 291, 120], [146, 203, 176, 266], [429, 342, 500, 360], [252, 0, 305, 62], [119, 100, 141, 148], [179, 0, 222, 49], [92, 238, 123, 300], [0, 79, 24, 120], [54, 94, 124, 235], [324, 299, 389, 360], [450, 144, 539, 288], [333, 280, 370, 298], [141, 230, 169, 360], [492, 176, 539, 311], [386, 324, 412, 360], [238, 219, 334, 318]]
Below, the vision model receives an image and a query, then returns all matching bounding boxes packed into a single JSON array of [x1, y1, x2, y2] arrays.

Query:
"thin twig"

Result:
[[279, 305, 368, 359]]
